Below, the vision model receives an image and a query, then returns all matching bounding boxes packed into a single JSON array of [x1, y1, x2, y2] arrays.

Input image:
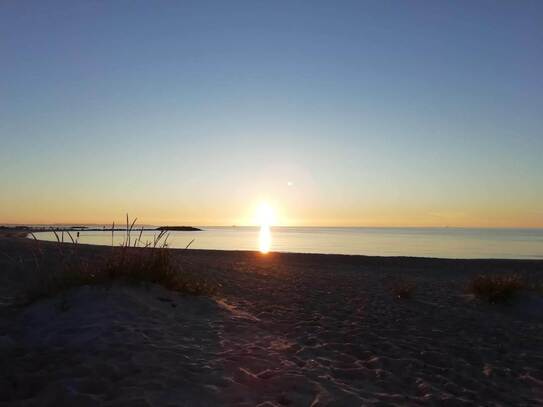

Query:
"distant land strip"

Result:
[[155, 226, 202, 231], [0, 225, 203, 233]]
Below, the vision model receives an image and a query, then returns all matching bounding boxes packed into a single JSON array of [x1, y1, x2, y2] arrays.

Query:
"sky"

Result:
[[1, 0, 542, 227]]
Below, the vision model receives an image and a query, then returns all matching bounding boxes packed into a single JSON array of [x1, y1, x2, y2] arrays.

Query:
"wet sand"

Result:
[[1, 235, 542, 406]]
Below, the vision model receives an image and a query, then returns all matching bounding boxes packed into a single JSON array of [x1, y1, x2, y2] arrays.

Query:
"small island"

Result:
[[155, 226, 202, 231]]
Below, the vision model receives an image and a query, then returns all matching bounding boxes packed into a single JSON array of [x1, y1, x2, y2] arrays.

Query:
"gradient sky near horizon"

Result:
[[1, 1, 542, 227]]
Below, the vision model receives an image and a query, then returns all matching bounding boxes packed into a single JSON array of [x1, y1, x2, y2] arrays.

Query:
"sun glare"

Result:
[[255, 202, 276, 226]]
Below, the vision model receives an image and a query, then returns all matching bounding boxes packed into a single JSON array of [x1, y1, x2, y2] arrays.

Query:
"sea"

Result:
[[30, 226, 543, 260]]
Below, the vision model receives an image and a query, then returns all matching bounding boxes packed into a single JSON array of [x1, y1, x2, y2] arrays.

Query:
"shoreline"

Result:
[[13, 225, 543, 261], [8, 230, 543, 265]]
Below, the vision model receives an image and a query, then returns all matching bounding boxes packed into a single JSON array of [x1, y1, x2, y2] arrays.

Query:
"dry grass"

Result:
[[468, 273, 525, 304], [23, 216, 217, 304], [102, 246, 218, 296], [390, 280, 416, 300]]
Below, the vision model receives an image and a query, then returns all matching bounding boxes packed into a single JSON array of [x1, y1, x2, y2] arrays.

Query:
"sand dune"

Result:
[[1, 236, 542, 406]]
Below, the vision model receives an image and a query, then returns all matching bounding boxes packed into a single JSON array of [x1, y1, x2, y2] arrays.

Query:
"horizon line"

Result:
[[2, 223, 543, 230]]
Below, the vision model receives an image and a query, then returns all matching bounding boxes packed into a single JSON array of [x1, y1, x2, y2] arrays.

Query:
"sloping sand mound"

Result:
[[2, 285, 227, 406]]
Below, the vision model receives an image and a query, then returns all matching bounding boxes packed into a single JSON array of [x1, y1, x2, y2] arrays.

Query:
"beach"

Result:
[[1, 234, 542, 406]]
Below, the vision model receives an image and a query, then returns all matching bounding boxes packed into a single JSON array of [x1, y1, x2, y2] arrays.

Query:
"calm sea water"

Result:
[[32, 227, 543, 259]]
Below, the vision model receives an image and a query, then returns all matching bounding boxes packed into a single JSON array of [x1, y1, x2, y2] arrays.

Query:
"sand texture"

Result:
[[1, 236, 542, 406]]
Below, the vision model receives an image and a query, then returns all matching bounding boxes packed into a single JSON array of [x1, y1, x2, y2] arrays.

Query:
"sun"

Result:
[[255, 202, 276, 226]]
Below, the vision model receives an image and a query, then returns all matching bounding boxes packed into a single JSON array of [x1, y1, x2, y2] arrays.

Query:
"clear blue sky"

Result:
[[1, 1, 542, 226]]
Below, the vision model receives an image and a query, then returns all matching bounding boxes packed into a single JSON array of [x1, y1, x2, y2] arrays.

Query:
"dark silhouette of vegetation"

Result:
[[390, 279, 416, 300], [468, 273, 525, 304], [23, 216, 216, 304]]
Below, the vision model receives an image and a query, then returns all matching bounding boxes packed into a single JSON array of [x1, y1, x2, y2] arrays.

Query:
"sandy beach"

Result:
[[1, 234, 542, 406]]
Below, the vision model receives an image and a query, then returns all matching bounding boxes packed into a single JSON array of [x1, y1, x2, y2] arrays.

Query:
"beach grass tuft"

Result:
[[23, 216, 216, 303], [390, 279, 416, 300], [468, 273, 525, 304]]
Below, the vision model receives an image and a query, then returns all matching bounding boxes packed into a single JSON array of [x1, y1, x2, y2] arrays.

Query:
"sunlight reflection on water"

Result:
[[259, 224, 271, 254]]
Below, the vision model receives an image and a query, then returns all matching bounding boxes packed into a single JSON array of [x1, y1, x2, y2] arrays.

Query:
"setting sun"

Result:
[[254, 202, 277, 226]]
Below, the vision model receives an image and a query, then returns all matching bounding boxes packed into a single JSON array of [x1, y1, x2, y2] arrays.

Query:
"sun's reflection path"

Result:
[[259, 224, 271, 254]]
